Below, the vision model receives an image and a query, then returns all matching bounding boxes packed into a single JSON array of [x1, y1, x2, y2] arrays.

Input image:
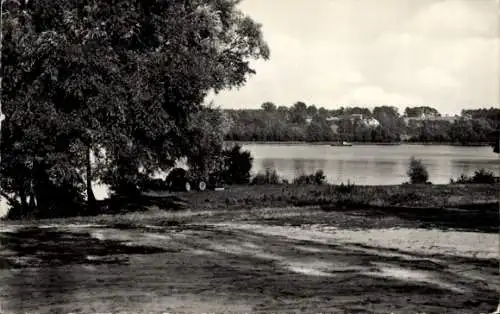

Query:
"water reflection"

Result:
[[247, 144, 500, 185], [262, 159, 276, 172]]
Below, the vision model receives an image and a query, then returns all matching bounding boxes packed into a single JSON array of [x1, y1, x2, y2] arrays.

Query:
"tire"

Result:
[[197, 181, 207, 191], [184, 181, 191, 192]]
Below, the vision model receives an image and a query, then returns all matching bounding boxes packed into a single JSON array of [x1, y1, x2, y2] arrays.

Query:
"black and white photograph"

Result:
[[0, 0, 499, 313]]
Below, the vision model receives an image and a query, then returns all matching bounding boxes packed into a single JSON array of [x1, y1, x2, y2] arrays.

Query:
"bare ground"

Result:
[[0, 205, 499, 314]]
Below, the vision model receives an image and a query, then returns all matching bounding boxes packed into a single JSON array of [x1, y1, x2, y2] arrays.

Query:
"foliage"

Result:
[[224, 105, 498, 144], [451, 169, 497, 184], [488, 129, 499, 153], [261, 102, 276, 112], [184, 106, 227, 181], [407, 157, 429, 184], [293, 170, 326, 185], [335, 181, 356, 194], [222, 144, 253, 185], [404, 106, 440, 118], [251, 169, 283, 185], [1, 0, 269, 217]]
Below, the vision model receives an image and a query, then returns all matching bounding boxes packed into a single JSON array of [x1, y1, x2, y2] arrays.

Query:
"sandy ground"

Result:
[[0, 206, 499, 314]]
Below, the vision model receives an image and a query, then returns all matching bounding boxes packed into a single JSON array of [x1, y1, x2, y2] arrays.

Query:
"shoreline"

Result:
[[226, 141, 491, 147], [3, 183, 497, 222]]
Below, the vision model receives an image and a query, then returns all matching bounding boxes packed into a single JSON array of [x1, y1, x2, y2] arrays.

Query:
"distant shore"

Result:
[[225, 140, 491, 147]]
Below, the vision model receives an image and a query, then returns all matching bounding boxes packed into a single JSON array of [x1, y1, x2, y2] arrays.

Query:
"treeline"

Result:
[[224, 102, 500, 145]]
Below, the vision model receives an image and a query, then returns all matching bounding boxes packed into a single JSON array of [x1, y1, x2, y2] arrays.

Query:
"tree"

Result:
[[372, 106, 401, 141], [1, 0, 270, 217], [261, 101, 276, 112], [489, 129, 499, 153], [306, 105, 318, 117], [222, 144, 253, 184], [404, 106, 440, 117], [184, 106, 227, 183], [290, 101, 307, 124], [318, 107, 329, 117]]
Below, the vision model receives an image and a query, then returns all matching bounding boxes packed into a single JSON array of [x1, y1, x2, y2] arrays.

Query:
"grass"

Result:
[[181, 183, 498, 212], [2, 183, 497, 223]]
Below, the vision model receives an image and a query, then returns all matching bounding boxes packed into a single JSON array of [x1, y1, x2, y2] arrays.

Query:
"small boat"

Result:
[[330, 141, 353, 147]]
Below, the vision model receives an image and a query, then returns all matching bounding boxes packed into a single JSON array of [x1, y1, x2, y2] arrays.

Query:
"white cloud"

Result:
[[416, 67, 460, 88], [210, 0, 500, 115], [342, 71, 365, 84], [336, 85, 424, 106], [407, 0, 498, 38]]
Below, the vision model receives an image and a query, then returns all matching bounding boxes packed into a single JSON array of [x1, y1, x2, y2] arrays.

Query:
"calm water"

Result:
[[242, 144, 500, 185], [0, 144, 498, 217]]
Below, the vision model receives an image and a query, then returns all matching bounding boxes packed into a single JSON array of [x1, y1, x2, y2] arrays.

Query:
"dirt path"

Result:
[[0, 207, 498, 313]]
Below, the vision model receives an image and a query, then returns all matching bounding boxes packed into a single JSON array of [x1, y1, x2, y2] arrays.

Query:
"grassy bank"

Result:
[[3, 184, 497, 223], [172, 183, 498, 212]]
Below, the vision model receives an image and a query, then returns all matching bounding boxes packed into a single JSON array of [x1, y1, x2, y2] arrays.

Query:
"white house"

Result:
[[363, 117, 380, 127]]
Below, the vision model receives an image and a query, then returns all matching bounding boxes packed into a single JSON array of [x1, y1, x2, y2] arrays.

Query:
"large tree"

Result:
[[1, 0, 269, 217]]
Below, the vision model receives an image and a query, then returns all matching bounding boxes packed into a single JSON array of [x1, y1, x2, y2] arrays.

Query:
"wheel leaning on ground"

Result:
[[197, 181, 207, 191], [184, 182, 191, 192]]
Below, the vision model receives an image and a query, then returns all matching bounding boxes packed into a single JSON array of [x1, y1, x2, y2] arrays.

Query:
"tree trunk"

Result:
[[28, 180, 37, 210], [19, 188, 28, 212], [86, 146, 96, 210]]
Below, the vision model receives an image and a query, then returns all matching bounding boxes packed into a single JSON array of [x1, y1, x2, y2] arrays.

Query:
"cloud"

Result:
[[407, 0, 498, 38], [336, 85, 424, 106], [209, 0, 500, 115], [416, 67, 460, 88], [342, 71, 365, 84]]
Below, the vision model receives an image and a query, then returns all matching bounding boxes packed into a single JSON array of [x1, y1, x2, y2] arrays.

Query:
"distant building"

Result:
[[351, 113, 363, 120], [400, 134, 412, 141], [326, 116, 340, 122], [363, 117, 380, 127]]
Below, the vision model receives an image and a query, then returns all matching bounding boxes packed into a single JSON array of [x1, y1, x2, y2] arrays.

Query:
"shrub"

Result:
[[407, 157, 429, 184], [471, 169, 496, 184], [314, 170, 327, 185], [451, 169, 496, 184], [222, 144, 253, 184], [335, 180, 356, 194], [293, 170, 326, 185], [251, 169, 283, 185]]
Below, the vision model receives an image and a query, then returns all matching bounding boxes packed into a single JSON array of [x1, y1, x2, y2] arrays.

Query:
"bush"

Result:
[[335, 180, 356, 194], [293, 170, 326, 185], [471, 169, 496, 184], [451, 169, 496, 184], [251, 169, 283, 185], [222, 144, 253, 185], [407, 157, 429, 184]]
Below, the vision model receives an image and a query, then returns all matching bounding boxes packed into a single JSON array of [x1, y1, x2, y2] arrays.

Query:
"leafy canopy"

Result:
[[1, 0, 269, 216]]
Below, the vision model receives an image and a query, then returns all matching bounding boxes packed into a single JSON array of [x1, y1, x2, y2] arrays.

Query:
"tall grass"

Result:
[[251, 169, 328, 186], [293, 170, 326, 185], [251, 169, 284, 185]]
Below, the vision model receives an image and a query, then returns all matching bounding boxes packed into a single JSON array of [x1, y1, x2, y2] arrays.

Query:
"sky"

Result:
[[207, 0, 499, 115]]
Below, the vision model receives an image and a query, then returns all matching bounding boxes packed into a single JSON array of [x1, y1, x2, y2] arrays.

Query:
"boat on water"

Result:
[[330, 141, 353, 147]]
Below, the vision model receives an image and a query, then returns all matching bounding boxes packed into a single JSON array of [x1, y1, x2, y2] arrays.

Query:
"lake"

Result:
[[241, 143, 500, 185], [0, 144, 498, 217]]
